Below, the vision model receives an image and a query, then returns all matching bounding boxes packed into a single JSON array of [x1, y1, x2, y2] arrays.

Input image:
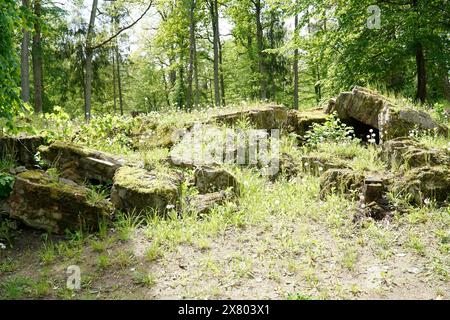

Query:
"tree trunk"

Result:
[[293, 11, 299, 110], [115, 44, 124, 115], [415, 42, 427, 104], [112, 47, 117, 114], [21, 0, 30, 104], [268, 12, 276, 100], [255, 0, 266, 100], [219, 38, 226, 107], [210, 0, 220, 107], [32, 0, 43, 113], [110, 15, 117, 114], [215, 0, 226, 107], [315, 64, 322, 102], [84, 0, 98, 122], [186, 0, 196, 110], [194, 29, 200, 107], [113, 14, 124, 115], [412, 0, 426, 104], [443, 72, 450, 102]]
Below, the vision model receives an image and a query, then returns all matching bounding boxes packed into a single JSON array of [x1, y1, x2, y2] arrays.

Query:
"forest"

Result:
[[0, 0, 449, 301]]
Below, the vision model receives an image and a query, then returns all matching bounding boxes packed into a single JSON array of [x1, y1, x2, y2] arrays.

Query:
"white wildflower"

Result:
[[0, 243, 6, 250], [369, 129, 374, 133], [166, 204, 175, 210], [423, 198, 430, 205]]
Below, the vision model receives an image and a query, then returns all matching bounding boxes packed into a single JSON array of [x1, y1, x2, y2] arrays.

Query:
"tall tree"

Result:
[[111, 38, 117, 113], [114, 14, 124, 115], [32, 0, 43, 113], [83, 0, 152, 120], [20, 0, 30, 104], [209, 0, 221, 107], [412, 0, 426, 103], [293, 7, 299, 109], [0, 0, 22, 118], [84, 0, 98, 121], [186, 0, 197, 110], [253, 0, 266, 100], [218, 35, 226, 106]]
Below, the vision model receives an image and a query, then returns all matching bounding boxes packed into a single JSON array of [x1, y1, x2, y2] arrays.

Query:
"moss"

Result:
[[111, 166, 181, 214], [17, 170, 88, 197], [39, 141, 95, 158], [19, 170, 45, 181], [319, 168, 365, 200], [287, 110, 329, 137], [113, 166, 180, 194]]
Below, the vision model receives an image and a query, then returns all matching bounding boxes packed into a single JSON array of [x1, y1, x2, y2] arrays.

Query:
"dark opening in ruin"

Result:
[[343, 117, 380, 144]]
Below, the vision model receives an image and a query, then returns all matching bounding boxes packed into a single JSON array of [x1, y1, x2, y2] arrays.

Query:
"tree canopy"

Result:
[[0, 0, 449, 119]]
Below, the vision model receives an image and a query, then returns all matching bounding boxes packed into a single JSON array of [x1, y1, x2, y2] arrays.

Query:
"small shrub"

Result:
[[0, 172, 14, 199], [305, 113, 356, 148], [433, 102, 449, 124]]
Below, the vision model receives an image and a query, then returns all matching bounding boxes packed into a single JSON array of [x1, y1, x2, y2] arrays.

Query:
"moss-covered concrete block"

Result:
[[379, 107, 448, 141], [111, 166, 182, 215], [8, 170, 110, 234], [319, 168, 365, 200], [286, 109, 328, 139], [212, 105, 288, 129], [394, 166, 450, 205], [187, 191, 232, 214], [38, 141, 126, 183], [327, 86, 448, 141], [301, 155, 349, 176], [194, 166, 240, 194], [381, 138, 450, 170]]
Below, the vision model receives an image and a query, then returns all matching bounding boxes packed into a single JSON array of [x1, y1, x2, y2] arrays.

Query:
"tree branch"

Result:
[[91, 1, 153, 50]]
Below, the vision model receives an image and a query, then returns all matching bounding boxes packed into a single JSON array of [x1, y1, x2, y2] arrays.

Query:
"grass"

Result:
[[341, 246, 359, 271], [144, 241, 163, 262], [0, 276, 34, 299], [0, 258, 17, 273], [114, 211, 144, 241], [90, 239, 107, 252], [113, 251, 135, 269], [97, 254, 110, 270], [132, 271, 156, 287], [86, 185, 109, 207], [406, 233, 426, 256], [312, 141, 385, 173], [1, 101, 449, 300], [39, 242, 57, 265], [287, 293, 314, 300], [415, 131, 450, 150]]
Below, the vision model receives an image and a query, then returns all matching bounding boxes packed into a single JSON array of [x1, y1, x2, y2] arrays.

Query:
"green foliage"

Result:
[[0, 172, 14, 199], [37, 106, 72, 141], [0, 218, 18, 248], [433, 102, 450, 124], [305, 113, 356, 148], [86, 185, 109, 207], [74, 114, 137, 153], [0, 0, 22, 120], [287, 292, 313, 300]]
